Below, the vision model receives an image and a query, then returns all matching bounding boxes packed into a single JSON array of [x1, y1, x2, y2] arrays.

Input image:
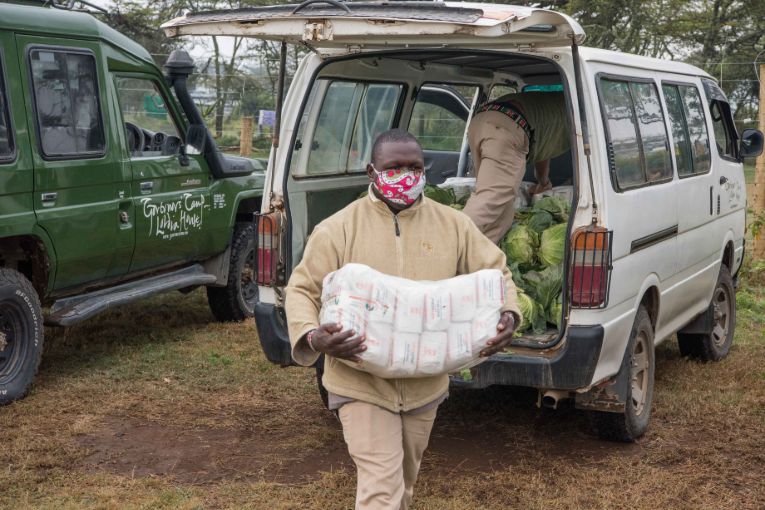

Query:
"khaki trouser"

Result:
[[338, 401, 439, 510], [463, 110, 530, 244]]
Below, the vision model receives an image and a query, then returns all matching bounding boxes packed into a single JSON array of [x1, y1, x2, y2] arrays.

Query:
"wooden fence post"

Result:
[[240, 116, 254, 158], [753, 64, 765, 259]]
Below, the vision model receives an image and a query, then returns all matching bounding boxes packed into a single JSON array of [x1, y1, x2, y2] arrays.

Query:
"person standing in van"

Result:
[[285, 129, 522, 510], [463, 91, 570, 243]]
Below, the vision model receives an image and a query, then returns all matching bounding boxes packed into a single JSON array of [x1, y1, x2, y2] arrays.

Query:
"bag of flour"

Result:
[[319, 263, 506, 378]]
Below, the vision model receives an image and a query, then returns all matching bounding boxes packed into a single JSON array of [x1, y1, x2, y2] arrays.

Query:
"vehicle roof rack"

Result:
[[18, 0, 108, 14]]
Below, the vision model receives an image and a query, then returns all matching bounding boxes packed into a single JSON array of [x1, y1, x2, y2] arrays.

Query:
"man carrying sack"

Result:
[[286, 129, 522, 510], [463, 91, 570, 243]]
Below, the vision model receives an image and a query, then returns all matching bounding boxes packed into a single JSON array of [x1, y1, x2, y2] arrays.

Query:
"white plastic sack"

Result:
[[319, 263, 505, 378]]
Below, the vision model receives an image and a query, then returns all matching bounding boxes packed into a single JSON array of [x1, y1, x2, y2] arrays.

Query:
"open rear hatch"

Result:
[[161, 1, 584, 49]]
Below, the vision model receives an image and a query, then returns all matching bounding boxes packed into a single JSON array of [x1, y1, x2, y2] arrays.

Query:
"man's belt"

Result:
[[478, 102, 535, 156]]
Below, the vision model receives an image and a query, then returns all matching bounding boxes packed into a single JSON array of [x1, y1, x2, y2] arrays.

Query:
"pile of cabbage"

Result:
[[501, 196, 570, 334]]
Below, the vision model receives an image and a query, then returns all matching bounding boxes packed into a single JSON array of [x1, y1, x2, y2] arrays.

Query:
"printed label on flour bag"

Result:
[[318, 263, 505, 378]]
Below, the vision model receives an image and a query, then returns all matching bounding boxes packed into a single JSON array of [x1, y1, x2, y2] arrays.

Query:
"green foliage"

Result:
[[424, 185, 456, 205]]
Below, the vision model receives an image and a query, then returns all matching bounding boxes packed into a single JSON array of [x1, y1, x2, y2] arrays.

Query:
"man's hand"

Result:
[[527, 179, 552, 196], [480, 312, 518, 357], [309, 323, 367, 362]]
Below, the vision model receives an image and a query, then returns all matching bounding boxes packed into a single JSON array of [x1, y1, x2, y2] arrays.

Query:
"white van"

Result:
[[163, 1, 764, 441]]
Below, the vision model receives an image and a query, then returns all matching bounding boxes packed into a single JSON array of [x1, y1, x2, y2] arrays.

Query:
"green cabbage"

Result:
[[501, 224, 538, 266], [539, 223, 567, 267], [527, 210, 555, 234], [547, 295, 563, 328], [533, 196, 570, 222], [424, 185, 456, 205], [532, 265, 563, 310]]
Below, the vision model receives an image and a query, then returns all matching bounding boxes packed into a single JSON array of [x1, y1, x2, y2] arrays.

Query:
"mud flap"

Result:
[[677, 303, 714, 335], [575, 351, 630, 413]]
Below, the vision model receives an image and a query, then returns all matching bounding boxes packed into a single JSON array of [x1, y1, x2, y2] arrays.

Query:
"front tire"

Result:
[[207, 224, 258, 322], [591, 305, 655, 442], [677, 265, 735, 361], [0, 268, 44, 405]]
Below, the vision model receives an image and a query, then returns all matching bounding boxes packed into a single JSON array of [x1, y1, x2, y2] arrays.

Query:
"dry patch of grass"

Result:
[[1, 281, 764, 509]]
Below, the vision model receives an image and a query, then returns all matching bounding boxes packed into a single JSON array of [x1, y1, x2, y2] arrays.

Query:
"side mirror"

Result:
[[740, 128, 763, 159]]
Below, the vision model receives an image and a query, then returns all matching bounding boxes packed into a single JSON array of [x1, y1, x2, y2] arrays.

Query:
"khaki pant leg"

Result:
[[339, 401, 405, 510], [463, 111, 530, 243], [399, 405, 438, 510]]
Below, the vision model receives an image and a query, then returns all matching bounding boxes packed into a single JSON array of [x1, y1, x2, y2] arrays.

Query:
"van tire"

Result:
[[677, 266, 735, 361], [591, 305, 654, 442], [0, 268, 44, 405], [207, 224, 258, 322]]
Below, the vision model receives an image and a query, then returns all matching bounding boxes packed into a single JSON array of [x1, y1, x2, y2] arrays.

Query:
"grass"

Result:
[[1, 274, 764, 509]]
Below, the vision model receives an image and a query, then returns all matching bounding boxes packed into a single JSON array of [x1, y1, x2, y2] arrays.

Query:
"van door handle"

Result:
[[719, 176, 728, 185], [41, 192, 57, 203], [140, 181, 154, 192]]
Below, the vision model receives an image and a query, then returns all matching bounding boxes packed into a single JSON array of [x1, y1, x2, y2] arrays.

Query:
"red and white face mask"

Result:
[[371, 166, 426, 206]]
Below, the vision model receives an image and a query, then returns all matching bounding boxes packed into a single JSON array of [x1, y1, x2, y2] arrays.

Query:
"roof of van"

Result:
[[0, 3, 153, 64], [580, 47, 712, 79]]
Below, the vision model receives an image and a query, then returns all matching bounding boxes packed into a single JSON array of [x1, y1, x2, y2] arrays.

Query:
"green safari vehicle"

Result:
[[0, 3, 265, 404]]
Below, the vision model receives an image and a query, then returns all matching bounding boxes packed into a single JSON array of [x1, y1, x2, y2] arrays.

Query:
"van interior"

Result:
[[287, 50, 575, 343]]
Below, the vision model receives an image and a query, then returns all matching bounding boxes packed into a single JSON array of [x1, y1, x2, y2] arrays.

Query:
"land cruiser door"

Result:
[[17, 35, 132, 290], [112, 74, 211, 273]]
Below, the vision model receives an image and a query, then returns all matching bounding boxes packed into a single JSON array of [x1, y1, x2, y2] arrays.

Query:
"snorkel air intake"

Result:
[[164, 50, 252, 178]]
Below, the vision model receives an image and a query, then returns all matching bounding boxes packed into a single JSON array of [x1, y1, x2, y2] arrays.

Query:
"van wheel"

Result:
[[207, 224, 258, 322], [315, 355, 329, 409], [591, 306, 654, 442], [677, 265, 735, 361], [0, 268, 44, 405]]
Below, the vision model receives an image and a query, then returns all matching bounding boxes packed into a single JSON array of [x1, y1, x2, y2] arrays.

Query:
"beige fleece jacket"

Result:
[[285, 191, 522, 413]]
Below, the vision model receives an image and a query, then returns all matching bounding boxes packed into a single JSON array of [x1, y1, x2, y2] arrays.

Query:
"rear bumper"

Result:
[[254, 303, 295, 366], [255, 303, 603, 388], [451, 325, 604, 390]]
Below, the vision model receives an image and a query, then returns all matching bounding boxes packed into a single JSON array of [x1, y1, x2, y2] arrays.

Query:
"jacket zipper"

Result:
[[392, 213, 405, 409], [392, 214, 400, 236]]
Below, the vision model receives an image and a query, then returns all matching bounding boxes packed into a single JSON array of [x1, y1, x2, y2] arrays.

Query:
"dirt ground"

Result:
[[1, 272, 764, 509]]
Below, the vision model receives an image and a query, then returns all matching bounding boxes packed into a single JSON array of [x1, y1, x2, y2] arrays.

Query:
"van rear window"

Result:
[[294, 79, 403, 177], [598, 77, 672, 191]]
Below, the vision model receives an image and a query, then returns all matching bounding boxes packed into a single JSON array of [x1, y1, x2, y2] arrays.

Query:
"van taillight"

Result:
[[256, 212, 284, 286], [569, 227, 613, 308]]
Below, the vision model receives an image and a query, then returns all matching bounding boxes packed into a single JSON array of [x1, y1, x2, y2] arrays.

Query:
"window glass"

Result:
[[115, 77, 180, 158], [710, 101, 734, 157], [0, 56, 13, 160], [680, 86, 711, 174], [630, 82, 671, 182], [30, 50, 105, 157], [306, 81, 359, 175], [600, 79, 644, 189], [662, 84, 694, 176], [409, 85, 475, 152], [348, 84, 401, 170], [702, 79, 736, 158], [304, 80, 401, 176]]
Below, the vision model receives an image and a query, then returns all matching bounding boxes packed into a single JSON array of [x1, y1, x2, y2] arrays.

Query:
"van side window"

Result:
[[409, 85, 475, 152], [298, 80, 402, 176], [29, 49, 105, 158], [662, 84, 711, 177], [701, 78, 738, 160], [114, 77, 180, 158], [599, 77, 671, 190], [0, 54, 13, 161]]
